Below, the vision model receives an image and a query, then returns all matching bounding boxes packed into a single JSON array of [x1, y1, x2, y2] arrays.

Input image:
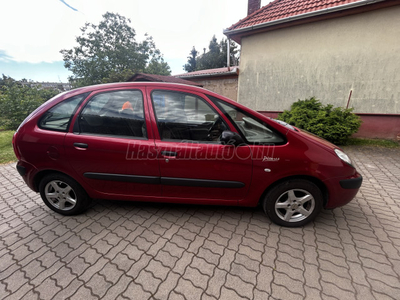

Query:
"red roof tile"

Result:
[[227, 0, 364, 31]]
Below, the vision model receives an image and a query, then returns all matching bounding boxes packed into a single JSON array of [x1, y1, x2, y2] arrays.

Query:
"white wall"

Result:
[[237, 6, 400, 114]]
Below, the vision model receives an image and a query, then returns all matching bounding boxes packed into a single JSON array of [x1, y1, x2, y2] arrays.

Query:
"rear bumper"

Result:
[[324, 172, 363, 209], [16, 161, 38, 192]]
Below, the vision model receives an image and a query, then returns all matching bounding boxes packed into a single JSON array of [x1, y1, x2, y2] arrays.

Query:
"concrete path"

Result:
[[1, 146, 399, 299]]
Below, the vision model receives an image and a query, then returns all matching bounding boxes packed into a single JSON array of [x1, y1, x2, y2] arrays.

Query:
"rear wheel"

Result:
[[39, 173, 91, 215], [263, 179, 323, 227]]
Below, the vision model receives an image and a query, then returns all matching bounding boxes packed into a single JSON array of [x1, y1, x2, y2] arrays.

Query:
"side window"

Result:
[[39, 93, 89, 132], [78, 90, 147, 138], [210, 96, 286, 145], [151, 90, 228, 142]]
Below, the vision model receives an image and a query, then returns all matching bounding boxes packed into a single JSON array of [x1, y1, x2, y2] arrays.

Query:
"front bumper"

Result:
[[324, 172, 363, 209], [340, 175, 363, 189]]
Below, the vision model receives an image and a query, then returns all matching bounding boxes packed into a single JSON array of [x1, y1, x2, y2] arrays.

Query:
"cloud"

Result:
[[0, 50, 13, 62], [59, 0, 78, 12]]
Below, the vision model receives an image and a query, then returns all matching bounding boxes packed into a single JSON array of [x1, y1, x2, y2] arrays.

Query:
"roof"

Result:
[[174, 67, 239, 79], [225, 0, 392, 42], [127, 73, 203, 87]]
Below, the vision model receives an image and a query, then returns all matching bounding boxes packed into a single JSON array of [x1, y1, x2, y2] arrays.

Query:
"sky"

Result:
[[0, 0, 271, 83]]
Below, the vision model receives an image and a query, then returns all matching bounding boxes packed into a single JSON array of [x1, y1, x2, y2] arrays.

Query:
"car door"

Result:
[[64, 88, 161, 198], [147, 87, 252, 202]]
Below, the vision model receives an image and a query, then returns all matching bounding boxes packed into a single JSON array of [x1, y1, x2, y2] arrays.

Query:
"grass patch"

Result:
[[0, 130, 16, 164], [344, 137, 399, 148]]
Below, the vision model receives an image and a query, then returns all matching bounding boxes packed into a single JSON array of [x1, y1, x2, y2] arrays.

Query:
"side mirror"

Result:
[[220, 130, 245, 147]]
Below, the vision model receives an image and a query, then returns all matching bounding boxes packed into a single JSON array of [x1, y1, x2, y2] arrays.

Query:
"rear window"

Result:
[[39, 93, 89, 132]]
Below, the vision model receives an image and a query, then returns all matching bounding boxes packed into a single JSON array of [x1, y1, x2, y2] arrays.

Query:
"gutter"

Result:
[[175, 67, 239, 79], [224, 0, 386, 36]]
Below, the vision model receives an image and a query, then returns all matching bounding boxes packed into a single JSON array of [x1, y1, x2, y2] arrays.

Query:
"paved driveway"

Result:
[[1, 146, 399, 300]]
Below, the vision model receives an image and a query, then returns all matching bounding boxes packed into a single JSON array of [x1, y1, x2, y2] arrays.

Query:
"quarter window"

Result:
[[39, 93, 89, 132], [78, 90, 147, 138], [210, 96, 286, 145], [152, 90, 228, 142]]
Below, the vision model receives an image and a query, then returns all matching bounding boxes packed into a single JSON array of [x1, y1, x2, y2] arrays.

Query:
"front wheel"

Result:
[[39, 173, 91, 215], [263, 179, 323, 227]]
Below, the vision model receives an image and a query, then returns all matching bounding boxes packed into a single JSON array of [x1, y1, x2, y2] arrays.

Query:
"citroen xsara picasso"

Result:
[[13, 82, 362, 227]]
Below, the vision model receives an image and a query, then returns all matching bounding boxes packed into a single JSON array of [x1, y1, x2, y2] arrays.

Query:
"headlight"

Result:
[[334, 149, 352, 165]]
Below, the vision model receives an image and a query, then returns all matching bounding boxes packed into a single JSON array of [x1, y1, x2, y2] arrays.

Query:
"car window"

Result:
[[78, 90, 147, 138], [39, 93, 89, 132], [209, 96, 286, 145], [151, 90, 228, 142]]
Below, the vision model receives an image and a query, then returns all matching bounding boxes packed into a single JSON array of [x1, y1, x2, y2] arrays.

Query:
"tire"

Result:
[[39, 173, 91, 215], [263, 179, 323, 227]]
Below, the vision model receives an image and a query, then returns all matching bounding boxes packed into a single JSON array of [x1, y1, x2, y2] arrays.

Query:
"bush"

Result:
[[278, 97, 362, 145], [0, 83, 59, 130]]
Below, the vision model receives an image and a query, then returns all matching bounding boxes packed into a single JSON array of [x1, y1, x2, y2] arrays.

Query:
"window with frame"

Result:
[[209, 96, 286, 145], [39, 93, 89, 132], [152, 90, 228, 142], [78, 90, 147, 138]]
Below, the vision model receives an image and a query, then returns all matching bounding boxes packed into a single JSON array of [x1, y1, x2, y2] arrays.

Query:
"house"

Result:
[[174, 66, 239, 101], [127, 73, 203, 87], [224, 0, 400, 140]]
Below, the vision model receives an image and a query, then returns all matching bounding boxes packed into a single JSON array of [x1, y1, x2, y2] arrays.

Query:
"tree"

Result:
[[183, 47, 198, 72], [183, 36, 240, 72], [60, 12, 171, 87], [0, 76, 59, 130]]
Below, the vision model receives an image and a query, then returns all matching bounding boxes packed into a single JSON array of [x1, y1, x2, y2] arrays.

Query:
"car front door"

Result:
[[147, 88, 252, 203], [64, 88, 161, 198]]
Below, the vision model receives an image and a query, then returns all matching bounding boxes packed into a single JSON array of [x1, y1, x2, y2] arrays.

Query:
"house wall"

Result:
[[188, 77, 238, 101], [237, 6, 400, 115]]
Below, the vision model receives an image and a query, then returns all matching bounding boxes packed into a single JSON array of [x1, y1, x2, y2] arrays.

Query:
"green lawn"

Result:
[[344, 137, 399, 148], [0, 130, 16, 164]]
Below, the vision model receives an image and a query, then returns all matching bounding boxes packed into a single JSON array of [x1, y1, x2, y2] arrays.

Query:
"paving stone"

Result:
[[225, 273, 254, 299], [154, 249, 179, 268], [2, 269, 28, 293], [153, 271, 180, 300], [145, 259, 170, 281], [230, 262, 257, 285], [256, 265, 273, 294], [183, 266, 209, 290], [102, 274, 132, 300], [34, 277, 62, 300], [219, 287, 248, 300], [205, 268, 226, 298], [190, 256, 215, 277], [99, 262, 124, 284], [51, 265, 76, 288], [175, 277, 203, 300]]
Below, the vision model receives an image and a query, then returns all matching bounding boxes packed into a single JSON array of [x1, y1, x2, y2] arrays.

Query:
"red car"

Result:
[[13, 82, 362, 227]]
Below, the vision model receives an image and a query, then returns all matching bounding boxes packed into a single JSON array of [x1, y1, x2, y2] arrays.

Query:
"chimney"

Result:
[[248, 0, 261, 15]]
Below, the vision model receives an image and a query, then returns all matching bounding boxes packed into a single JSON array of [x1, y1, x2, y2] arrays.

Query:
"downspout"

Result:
[[227, 38, 231, 71]]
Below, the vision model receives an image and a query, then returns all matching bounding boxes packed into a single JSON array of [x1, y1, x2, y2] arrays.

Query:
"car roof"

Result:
[[63, 82, 212, 98]]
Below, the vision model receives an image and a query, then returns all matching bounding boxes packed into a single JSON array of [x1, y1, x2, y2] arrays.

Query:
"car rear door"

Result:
[[146, 87, 252, 203], [64, 87, 161, 198]]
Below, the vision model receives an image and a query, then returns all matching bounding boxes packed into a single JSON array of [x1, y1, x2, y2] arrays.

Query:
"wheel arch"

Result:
[[33, 170, 78, 192], [258, 175, 329, 207]]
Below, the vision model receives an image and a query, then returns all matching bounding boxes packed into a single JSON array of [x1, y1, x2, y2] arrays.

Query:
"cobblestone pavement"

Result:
[[1, 146, 400, 300]]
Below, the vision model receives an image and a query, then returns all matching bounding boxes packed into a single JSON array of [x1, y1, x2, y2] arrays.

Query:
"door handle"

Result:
[[73, 143, 88, 149], [161, 151, 177, 157]]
